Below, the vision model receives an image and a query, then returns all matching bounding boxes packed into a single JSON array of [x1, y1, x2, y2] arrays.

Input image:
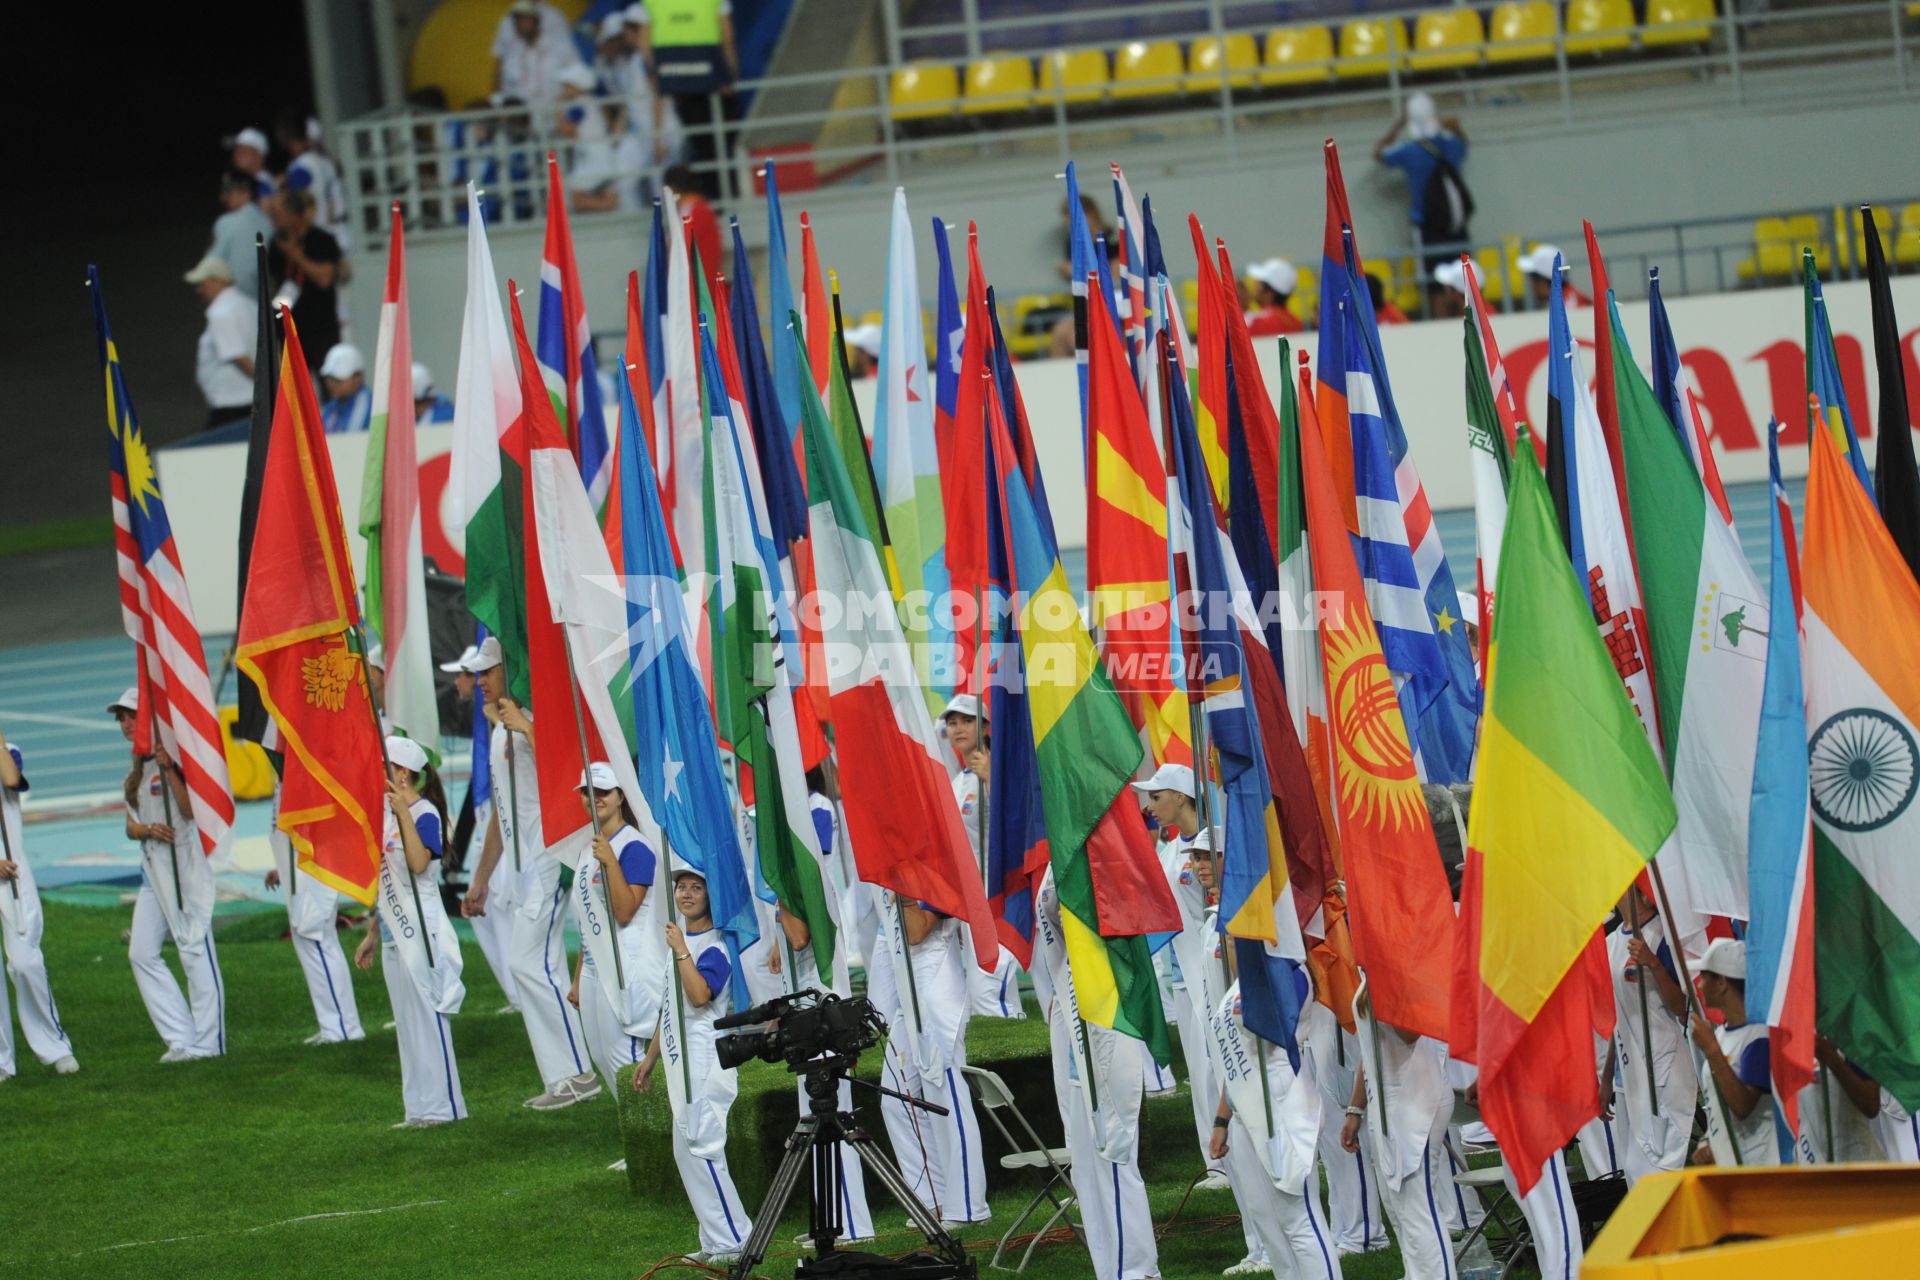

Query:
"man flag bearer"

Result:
[[943, 693, 1024, 1021]]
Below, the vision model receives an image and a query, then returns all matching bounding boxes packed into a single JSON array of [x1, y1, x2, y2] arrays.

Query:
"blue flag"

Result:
[[763, 161, 802, 450], [1647, 267, 1696, 465]]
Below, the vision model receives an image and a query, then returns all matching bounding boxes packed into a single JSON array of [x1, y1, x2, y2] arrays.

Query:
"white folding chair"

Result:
[[960, 1064, 1082, 1271]]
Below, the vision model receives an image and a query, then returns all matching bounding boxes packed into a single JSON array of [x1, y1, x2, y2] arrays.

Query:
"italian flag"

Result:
[[1803, 422, 1920, 1110], [358, 204, 438, 748], [1614, 300, 1766, 921]]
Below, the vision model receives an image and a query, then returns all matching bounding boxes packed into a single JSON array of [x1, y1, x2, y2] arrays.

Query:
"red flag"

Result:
[[943, 223, 990, 696]]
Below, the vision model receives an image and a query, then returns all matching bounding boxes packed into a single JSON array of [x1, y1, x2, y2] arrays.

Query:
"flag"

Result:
[[943, 223, 992, 699], [1109, 163, 1148, 383], [1805, 252, 1872, 492], [1747, 423, 1818, 1138], [448, 186, 530, 704], [1648, 267, 1734, 518], [643, 199, 673, 489], [1316, 141, 1364, 519], [1864, 205, 1920, 585], [1463, 256, 1521, 670], [763, 161, 804, 452], [791, 317, 995, 961], [931, 214, 965, 481], [1803, 416, 1920, 1112], [233, 234, 281, 746], [1188, 216, 1233, 510], [232, 312, 383, 900], [1452, 431, 1677, 1194], [826, 281, 891, 572], [1584, 224, 1632, 539], [94, 269, 236, 862], [1297, 348, 1454, 1042], [1616, 296, 1766, 920], [358, 205, 438, 748], [800, 210, 832, 407], [664, 185, 706, 579], [537, 153, 613, 508], [729, 217, 809, 555]]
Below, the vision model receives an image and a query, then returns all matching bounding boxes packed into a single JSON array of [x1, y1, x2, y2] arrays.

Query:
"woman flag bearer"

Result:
[[1605, 886, 1695, 1182], [0, 721, 78, 1081], [263, 779, 365, 1046], [355, 736, 466, 1128], [635, 868, 755, 1266], [447, 641, 519, 1016], [112, 687, 225, 1062], [566, 764, 663, 1110]]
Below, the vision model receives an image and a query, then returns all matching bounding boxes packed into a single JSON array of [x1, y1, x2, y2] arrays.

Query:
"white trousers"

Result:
[[469, 896, 519, 1009], [1, 894, 72, 1074], [291, 914, 363, 1042], [966, 944, 1026, 1020], [130, 883, 224, 1057], [878, 1039, 990, 1223], [1372, 1136, 1457, 1280], [1225, 1116, 1339, 1280], [578, 967, 647, 1095], [1576, 1113, 1625, 1179], [1503, 1150, 1582, 1280], [672, 1131, 755, 1255], [1317, 1113, 1388, 1251], [1434, 1130, 1485, 1231], [510, 881, 588, 1086], [1063, 1089, 1159, 1280], [383, 944, 466, 1123]]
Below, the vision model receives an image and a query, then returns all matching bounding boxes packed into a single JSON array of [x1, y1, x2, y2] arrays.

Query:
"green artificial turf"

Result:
[[5, 901, 1531, 1278]]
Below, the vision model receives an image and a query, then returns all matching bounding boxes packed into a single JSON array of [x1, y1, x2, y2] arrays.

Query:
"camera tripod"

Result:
[[729, 1056, 976, 1280]]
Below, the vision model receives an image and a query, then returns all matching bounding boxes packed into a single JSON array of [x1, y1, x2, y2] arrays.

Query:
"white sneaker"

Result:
[[496, 1003, 520, 1016], [382, 1020, 397, 1031], [0, 1071, 11, 1084], [1223, 1257, 1273, 1277], [391, 1117, 451, 1130], [525, 1075, 600, 1111], [159, 1047, 194, 1064], [1196, 1169, 1232, 1191], [303, 1032, 333, 1047], [691, 1250, 740, 1266], [52, 1056, 80, 1075], [608, 1157, 628, 1172]]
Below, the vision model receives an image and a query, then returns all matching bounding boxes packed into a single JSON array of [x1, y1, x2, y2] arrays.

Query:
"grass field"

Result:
[[6, 901, 1516, 1279]]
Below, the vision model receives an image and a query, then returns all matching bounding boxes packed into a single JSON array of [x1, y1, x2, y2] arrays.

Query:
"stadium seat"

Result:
[[891, 62, 960, 121], [1394, 256, 1422, 315], [1262, 25, 1335, 86], [1185, 33, 1259, 92], [1180, 277, 1201, 334], [1037, 49, 1108, 106], [1290, 262, 1319, 325], [1738, 215, 1831, 284], [1898, 203, 1920, 268], [1474, 247, 1507, 306], [1409, 10, 1486, 72], [962, 54, 1035, 115], [1111, 41, 1185, 99], [1838, 205, 1893, 272], [1336, 20, 1407, 78], [1641, 0, 1716, 47], [1565, 0, 1634, 53], [1007, 293, 1072, 360], [1486, 2, 1558, 63]]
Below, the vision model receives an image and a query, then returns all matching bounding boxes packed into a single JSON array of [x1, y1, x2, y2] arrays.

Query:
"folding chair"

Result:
[[959, 1064, 1082, 1271]]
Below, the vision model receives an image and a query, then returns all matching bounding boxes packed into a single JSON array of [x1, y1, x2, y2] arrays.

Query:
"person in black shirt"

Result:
[[268, 189, 344, 368]]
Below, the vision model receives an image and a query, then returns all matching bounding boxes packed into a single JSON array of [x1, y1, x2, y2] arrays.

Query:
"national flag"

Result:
[[643, 199, 673, 482], [800, 210, 832, 407], [1747, 423, 1818, 1138], [233, 234, 281, 747], [1063, 161, 1101, 426], [763, 161, 804, 452], [824, 284, 890, 565], [1802, 415, 1920, 1112], [943, 223, 992, 699], [1188, 216, 1233, 510], [1214, 238, 1283, 540], [537, 153, 613, 508], [663, 184, 706, 581], [1463, 260, 1518, 671], [1616, 296, 1766, 920], [791, 318, 995, 961], [358, 205, 438, 748], [931, 214, 965, 480], [1805, 252, 1872, 492], [1863, 205, 1920, 585], [1296, 349, 1455, 1042], [729, 216, 810, 556], [1452, 429, 1677, 1195], [1648, 267, 1734, 517], [985, 286, 1056, 546], [1109, 162, 1148, 383], [95, 270, 236, 862], [448, 186, 530, 704], [232, 311, 383, 900], [1583, 224, 1633, 539], [1316, 141, 1365, 518]]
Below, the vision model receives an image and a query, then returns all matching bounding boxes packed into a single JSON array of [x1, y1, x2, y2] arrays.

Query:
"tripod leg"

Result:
[[844, 1129, 968, 1268], [730, 1118, 820, 1280]]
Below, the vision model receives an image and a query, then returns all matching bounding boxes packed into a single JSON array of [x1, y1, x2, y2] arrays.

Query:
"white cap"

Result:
[[231, 126, 269, 154], [578, 762, 620, 791], [671, 865, 707, 882], [385, 735, 429, 774], [412, 362, 434, 397], [108, 686, 141, 715], [1130, 762, 1196, 799], [598, 12, 627, 42], [624, 3, 649, 24], [1431, 258, 1484, 295], [1405, 92, 1441, 141], [1699, 937, 1747, 981], [1246, 257, 1298, 298], [440, 643, 480, 673], [1187, 826, 1214, 853], [1455, 589, 1480, 628], [184, 253, 234, 285], [508, 0, 541, 14], [941, 693, 984, 721], [364, 641, 384, 671], [319, 343, 364, 381], [557, 64, 599, 93], [462, 636, 504, 673], [1517, 245, 1563, 280], [844, 323, 882, 358]]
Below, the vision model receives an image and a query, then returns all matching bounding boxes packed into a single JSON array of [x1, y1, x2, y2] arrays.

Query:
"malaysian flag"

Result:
[[92, 268, 235, 860]]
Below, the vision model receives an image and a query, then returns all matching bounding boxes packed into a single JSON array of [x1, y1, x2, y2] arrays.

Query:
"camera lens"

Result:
[[715, 1030, 768, 1071]]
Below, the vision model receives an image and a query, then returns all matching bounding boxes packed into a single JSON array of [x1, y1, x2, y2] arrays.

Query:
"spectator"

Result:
[[606, 6, 680, 182], [1056, 194, 1122, 282], [268, 189, 344, 368], [555, 64, 625, 213], [1517, 244, 1590, 310], [210, 168, 274, 300], [319, 344, 372, 434], [1374, 92, 1471, 273], [275, 111, 353, 255], [664, 164, 726, 297], [413, 363, 456, 424], [647, 0, 739, 200], [186, 254, 254, 430], [1428, 258, 1483, 321], [494, 0, 584, 115], [843, 323, 881, 379], [1368, 272, 1408, 326], [1244, 258, 1304, 337], [228, 126, 277, 203]]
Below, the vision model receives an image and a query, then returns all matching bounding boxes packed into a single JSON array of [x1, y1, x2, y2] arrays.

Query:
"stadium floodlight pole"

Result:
[[358, 626, 431, 969], [563, 650, 624, 992]]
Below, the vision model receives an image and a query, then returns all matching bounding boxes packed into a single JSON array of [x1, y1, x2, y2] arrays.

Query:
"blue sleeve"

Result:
[[1444, 135, 1467, 166], [696, 947, 732, 999], [1655, 940, 1679, 983], [616, 836, 655, 887], [415, 809, 444, 859], [915, 900, 953, 921], [5, 746, 24, 793], [1381, 140, 1418, 171], [285, 166, 314, 192], [1735, 1037, 1771, 1091], [810, 806, 834, 857]]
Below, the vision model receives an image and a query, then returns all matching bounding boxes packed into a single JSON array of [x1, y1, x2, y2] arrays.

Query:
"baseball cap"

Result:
[[385, 735, 429, 774], [508, 1, 541, 14], [440, 643, 480, 674], [230, 126, 269, 154], [183, 253, 234, 285], [578, 762, 620, 792], [844, 323, 883, 358], [1130, 762, 1197, 799], [1699, 937, 1746, 981], [1431, 258, 1484, 295], [462, 636, 504, 673], [1187, 825, 1213, 853], [319, 343, 364, 381], [624, 3, 649, 24], [108, 686, 141, 715], [941, 693, 984, 722], [671, 865, 708, 883], [412, 362, 434, 397], [598, 12, 626, 42], [1516, 244, 1564, 280], [558, 64, 599, 93], [1455, 589, 1480, 629], [1246, 257, 1298, 298]]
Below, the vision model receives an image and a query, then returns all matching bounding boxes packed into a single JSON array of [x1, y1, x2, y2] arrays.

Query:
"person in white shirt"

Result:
[[187, 254, 255, 431], [0, 721, 79, 1082], [565, 762, 660, 1106], [608, 6, 680, 179], [318, 343, 372, 434], [262, 773, 365, 1047], [941, 694, 1025, 1021], [1688, 937, 1778, 1166], [1605, 886, 1696, 1182], [447, 643, 517, 1013], [209, 169, 274, 301], [1792, 1036, 1885, 1165], [229, 125, 277, 203], [494, 0, 584, 115], [275, 111, 352, 256], [555, 63, 628, 214]]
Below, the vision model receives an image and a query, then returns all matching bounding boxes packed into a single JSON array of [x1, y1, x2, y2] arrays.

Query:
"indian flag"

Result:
[[1803, 421, 1920, 1110], [1614, 299, 1766, 920]]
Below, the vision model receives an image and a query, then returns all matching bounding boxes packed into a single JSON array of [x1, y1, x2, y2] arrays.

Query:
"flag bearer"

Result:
[[0, 721, 78, 1081], [943, 695, 1024, 1020], [1688, 938, 1779, 1166], [263, 778, 365, 1046], [1606, 886, 1695, 1181], [566, 763, 659, 1104]]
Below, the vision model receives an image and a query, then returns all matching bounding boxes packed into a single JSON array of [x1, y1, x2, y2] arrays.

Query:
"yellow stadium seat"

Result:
[[1898, 203, 1920, 268], [1565, 0, 1634, 53], [218, 705, 275, 801], [1336, 20, 1407, 79], [1838, 205, 1893, 272], [1180, 277, 1201, 335], [1409, 10, 1486, 72], [1641, 0, 1715, 46], [1486, 2, 1558, 63], [1261, 25, 1335, 86], [1185, 33, 1259, 92], [1007, 292, 1072, 360], [891, 62, 960, 121], [1394, 256, 1422, 315], [1474, 247, 1507, 306], [1290, 263, 1320, 325], [1038, 49, 1108, 106], [962, 54, 1035, 115], [1111, 41, 1185, 99], [1739, 215, 1832, 284]]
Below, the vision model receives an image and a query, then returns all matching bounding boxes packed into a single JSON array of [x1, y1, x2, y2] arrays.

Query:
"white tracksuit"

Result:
[[1792, 1063, 1884, 1164], [1502, 1148, 1583, 1280], [378, 797, 466, 1123], [129, 759, 224, 1057], [573, 824, 662, 1096], [270, 785, 363, 1043], [465, 797, 520, 1010], [1301, 1011, 1388, 1253], [953, 770, 1027, 1020], [1606, 920, 1696, 1182], [663, 926, 755, 1256], [1353, 987, 1456, 1280], [1, 746, 74, 1075]]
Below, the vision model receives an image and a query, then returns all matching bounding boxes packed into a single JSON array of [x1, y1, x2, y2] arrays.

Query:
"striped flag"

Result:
[[1108, 162, 1148, 384], [1462, 258, 1521, 669], [1648, 268, 1735, 520], [537, 154, 612, 509], [93, 268, 235, 862], [1805, 252, 1872, 493], [800, 210, 832, 407]]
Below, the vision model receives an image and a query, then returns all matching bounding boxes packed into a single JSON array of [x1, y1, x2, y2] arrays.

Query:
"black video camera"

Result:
[[714, 989, 886, 1072]]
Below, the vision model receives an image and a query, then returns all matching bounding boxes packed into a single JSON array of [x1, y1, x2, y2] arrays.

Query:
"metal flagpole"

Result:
[[661, 834, 694, 1098], [1645, 860, 1737, 1163], [563, 653, 625, 992], [504, 736, 525, 875], [358, 626, 431, 968], [1625, 899, 1660, 1114]]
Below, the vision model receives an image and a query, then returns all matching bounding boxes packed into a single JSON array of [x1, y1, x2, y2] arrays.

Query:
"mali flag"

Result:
[[1453, 433, 1676, 1193]]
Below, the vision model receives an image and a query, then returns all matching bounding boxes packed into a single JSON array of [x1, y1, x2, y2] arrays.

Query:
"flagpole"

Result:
[[147, 692, 186, 916], [661, 832, 694, 1098], [358, 627, 432, 969], [504, 736, 525, 876], [1625, 901, 1660, 1116], [1644, 860, 1736, 1163], [563, 649, 625, 992]]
